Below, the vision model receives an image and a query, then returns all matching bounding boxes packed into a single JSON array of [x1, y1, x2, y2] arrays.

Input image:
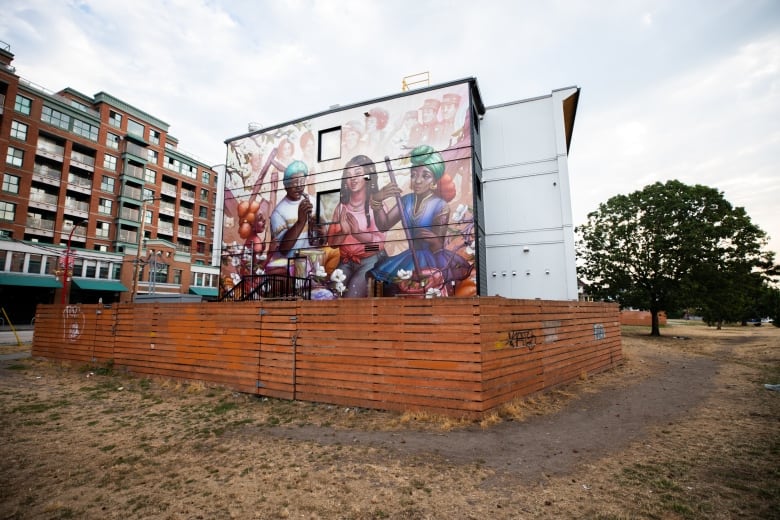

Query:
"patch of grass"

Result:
[[6, 363, 27, 370], [12, 400, 69, 414], [213, 401, 238, 415]]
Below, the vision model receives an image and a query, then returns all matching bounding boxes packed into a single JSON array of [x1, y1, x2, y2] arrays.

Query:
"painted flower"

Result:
[[330, 268, 347, 283], [396, 269, 413, 280], [425, 287, 442, 298], [230, 272, 242, 285], [453, 204, 468, 223], [334, 281, 346, 296], [315, 265, 327, 278]]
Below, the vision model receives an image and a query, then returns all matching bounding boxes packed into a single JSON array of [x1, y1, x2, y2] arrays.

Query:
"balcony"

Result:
[[159, 201, 176, 217], [33, 165, 62, 187], [36, 143, 65, 162], [123, 141, 148, 161], [60, 224, 87, 241], [176, 243, 191, 254], [180, 189, 195, 203], [25, 218, 56, 237], [121, 163, 145, 182], [70, 151, 95, 172], [28, 192, 59, 212], [179, 207, 194, 221], [158, 225, 174, 236], [117, 229, 138, 244], [66, 174, 92, 195], [120, 185, 142, 201], [161, 183, 178, 197], [64, 200, 90, 219], [119, 207, 140, 222], [178, 226, 192, 239]]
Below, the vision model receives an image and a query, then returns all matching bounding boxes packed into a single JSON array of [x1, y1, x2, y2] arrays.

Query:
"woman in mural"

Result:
[[369, 145, 471, 295], [328, 155, 386, 298]]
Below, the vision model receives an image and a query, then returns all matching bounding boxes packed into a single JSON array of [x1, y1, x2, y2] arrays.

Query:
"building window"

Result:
[[73, 119, 99, 141], [196, 242, 205, 254], [103, 153, 117, 171], [200, 188, 209, 201], [109, 110, 122, 128], [147, 149, 158, 163], [95, 221, 110, 238], [197, 223, 207, 237], [318, 127, 341, 161], [6, 147, 24, 168], [144, 168, 156, 183], [142, 188, 155, 201], [199, 206, 208, 218], [173, 269, 182, 285], [127, 119, 145, 137], [14, 95, 32, 115], [98, 198, 113, 215], [202, 171, 210, 184], [0, 201, 16, 221], [100, 175, 115, 193], [144, 210, 153, 224], [10, 121, 28, 141], [106, 132, 120, 150], [149, 129, 160, 145], [41, 106, 71, 130], [2, 174, 20, 194]]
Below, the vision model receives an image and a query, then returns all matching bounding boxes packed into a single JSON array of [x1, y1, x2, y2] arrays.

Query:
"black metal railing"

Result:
[[219, 274, 312, 302]]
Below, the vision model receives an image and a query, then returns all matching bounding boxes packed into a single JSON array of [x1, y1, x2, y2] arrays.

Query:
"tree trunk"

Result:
[[650, 309, 661, 336]]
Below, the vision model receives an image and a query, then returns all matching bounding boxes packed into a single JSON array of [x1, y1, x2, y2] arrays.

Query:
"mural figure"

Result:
[[328, 155, 386, 298], [342, 121, 364, 158], [369, 145, 470, 296], [440, 93, 462, 148], [409, 99, 443, 149]]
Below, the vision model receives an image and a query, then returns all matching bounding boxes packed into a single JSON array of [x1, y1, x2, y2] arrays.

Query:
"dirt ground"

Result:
[[0, 322, 778, 519]]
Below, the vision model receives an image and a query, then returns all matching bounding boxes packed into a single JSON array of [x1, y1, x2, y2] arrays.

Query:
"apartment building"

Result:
[[0, 42, 220, 323]]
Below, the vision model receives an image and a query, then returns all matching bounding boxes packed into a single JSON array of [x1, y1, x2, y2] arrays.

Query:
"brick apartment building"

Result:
[[0, 41, 220, 323]]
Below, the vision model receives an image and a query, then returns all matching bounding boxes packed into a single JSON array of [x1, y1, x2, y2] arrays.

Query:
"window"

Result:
[[199, 206, 208, 218], [2, 174, 20, 194], [142, 188, 155, 201], [196, 242, 205, 254], [100, 175, 115, 193], [144, 168, 156, 183], [6, 147, 23, 167], [14, 95, 32, 115], [200, 188, 209, 201], [10, 121, 28, 141], [95, 221, 110, 238], [0, 201, 16, 221], [197, 223, 207, 237], [144, 210, 152, 224], [95, 244, 109, 252], [127, 119, 145, 137], [147, 149, 158, 163], [41, 106, 71, 130], [98, 198, 113, 215], [73, 119, 99, 141], [173, 269, 182, 285], [106, 132, 120, 150], [28, 254, 43, 274], [149, 129, 160, 145], [103, 153, 117, 171], [318, 127, 341, 161], [109, 110, 122, 128], [202, 171, 210, 184]]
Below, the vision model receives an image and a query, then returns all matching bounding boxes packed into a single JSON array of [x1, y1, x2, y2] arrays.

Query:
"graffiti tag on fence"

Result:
[[62, 305, 85, 343], [508, 329, 536, 350], [593, 323, 606, 340]]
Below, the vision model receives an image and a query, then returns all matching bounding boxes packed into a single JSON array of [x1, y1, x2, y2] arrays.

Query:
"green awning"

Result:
[[0, 272, 62, 288], [189, 286, 218, 297], [72, 278, 128, 292]]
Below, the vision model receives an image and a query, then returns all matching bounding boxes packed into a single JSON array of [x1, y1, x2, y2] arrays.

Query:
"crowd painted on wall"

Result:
[[221, 83, 477, 299]]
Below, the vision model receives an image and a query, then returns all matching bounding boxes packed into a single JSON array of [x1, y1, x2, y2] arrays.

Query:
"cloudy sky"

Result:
[[2, 0, 778, 256]]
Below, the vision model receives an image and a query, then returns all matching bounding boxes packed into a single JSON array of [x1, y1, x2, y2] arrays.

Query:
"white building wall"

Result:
[[480, 87, 579, 300]]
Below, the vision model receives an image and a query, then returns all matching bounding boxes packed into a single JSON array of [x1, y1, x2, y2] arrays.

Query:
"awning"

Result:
[[0, 272, 62, 288], [72, 278, 128, 292], [189, 286, 218, 297]]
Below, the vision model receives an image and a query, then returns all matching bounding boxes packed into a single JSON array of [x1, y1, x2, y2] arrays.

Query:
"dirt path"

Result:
[[266, 345, 718, 483], [1, 323, 777, 519]]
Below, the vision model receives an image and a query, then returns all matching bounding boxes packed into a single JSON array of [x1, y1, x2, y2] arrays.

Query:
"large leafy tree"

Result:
[[576, 180, 773, 335]]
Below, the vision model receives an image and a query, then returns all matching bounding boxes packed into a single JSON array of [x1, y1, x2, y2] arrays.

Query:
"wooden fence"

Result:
[[32, 297, 621, 418]]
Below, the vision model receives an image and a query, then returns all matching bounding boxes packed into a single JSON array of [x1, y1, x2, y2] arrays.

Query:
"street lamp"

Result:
[[59, 218, 87, 305], [131, 198, 159, 302]]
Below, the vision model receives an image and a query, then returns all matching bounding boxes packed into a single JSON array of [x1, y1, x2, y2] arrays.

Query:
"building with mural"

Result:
[[221, 78, 579, 301], [0, 42, 221, 324]]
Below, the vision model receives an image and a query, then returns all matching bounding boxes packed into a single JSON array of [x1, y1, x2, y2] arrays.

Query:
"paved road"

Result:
[[0, 329, 33, 346]]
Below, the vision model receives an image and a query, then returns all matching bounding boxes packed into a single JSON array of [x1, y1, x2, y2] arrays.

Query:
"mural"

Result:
[[222, 82, 477, 299]]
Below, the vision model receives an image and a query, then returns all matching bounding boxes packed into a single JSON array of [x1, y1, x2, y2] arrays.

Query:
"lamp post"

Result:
[[131, 198, 160, 302], [61, 218, 86, 305]]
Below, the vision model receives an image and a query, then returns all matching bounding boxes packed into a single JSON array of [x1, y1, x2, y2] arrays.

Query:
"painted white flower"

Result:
[[453, 204, 468, 223], [231, 255, 242, 267], [315, 265, 327, 278], [255, 267, 265, 275], [396, 269, 413, 280], [465, 244, 475, 256], [335, 282, 346, 296], [330, 268, 347, 283], [425, 287, 442, 298], [259, 253, 267, 262], [230, 272, 242, 285]]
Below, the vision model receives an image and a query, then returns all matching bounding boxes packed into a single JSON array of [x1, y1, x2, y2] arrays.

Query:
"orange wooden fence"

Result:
[[33, 297, 621, 418], [620, 310, 667, 327]]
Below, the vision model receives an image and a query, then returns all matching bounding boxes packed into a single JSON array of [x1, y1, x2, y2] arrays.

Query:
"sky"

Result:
[[2, 0, 778, 257]]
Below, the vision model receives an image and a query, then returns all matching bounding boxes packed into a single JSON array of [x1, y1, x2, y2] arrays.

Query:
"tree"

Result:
[[576, 180, 773, 336]]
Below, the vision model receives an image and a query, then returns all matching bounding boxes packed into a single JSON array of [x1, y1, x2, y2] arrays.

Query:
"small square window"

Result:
[[318, 127, 341, 161], [316, 189, 341, 225]]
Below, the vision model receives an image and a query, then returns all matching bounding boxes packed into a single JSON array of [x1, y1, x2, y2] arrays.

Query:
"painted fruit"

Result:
[[238, 221, 252, 239]]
